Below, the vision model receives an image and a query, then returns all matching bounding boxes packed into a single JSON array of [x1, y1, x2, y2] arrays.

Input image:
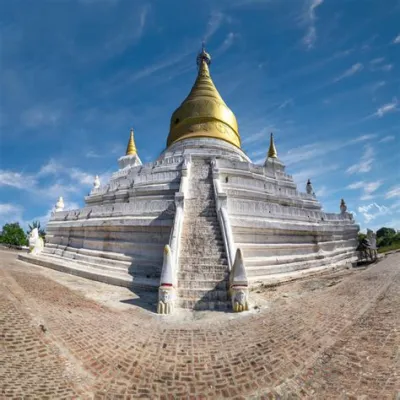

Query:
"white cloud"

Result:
[[370, 81, 386, 93], [283, 134, 376, 167], [380, 64, 393, 72], [69, 169, 94, 186], [0, 203, 23, 218], [278, 98, 294, 109], [370, 57, 384, 65], [303, 26, 317, 49], [346, 145, 374, 174], [393, 34, 400, 44], [86, 150, 102, 158], [292, 164, 339, 187], [374, 98, 398, 117], [357, 203, 391, 223], [364, 181, 382, 193], [0, 159, 108, 207], [315, 185, 328, 197], [38, 159, 96, 186], [301, 0, 324, 49], [44, 183, 81, 198], [349, 134, 377, 144], [347, 181, 364, 190], [369, 58, 393, 72], [0, 170, 37, 190], [334, 63, 363, 82], [390, 200, 400, 210], [379, 135, 395, 143], [347, 180, 383, 201], [0, 203, 24, 227], [38, 159, 64, 176], [126, 48, 193, 83], [21, 106, 62, 128], [102, 4, 150, 55], [204, 11, 226, 42], [138, 5, 150, 37], [385, 185, 400, 199], [242, 126, 277, 146], [215, 32, 238, 54]]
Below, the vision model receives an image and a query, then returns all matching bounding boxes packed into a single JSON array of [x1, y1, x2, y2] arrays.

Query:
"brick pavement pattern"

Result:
[[0, 250, 399, 399]]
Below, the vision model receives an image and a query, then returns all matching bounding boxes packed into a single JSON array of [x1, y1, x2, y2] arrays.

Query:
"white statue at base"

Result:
[[28, 228, 44, 255], [157, 285, 175, 315], [230, 249, 249, 312], [231, 286, 249, 312], [157, 245, 176, 314]]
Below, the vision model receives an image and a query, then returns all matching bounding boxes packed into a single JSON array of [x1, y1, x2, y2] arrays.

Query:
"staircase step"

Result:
[[43, 252, 128, 273], [18, 254, 158, 291], [178, 280, 228, 290], [176, 158, 229, 311], [180, 242, 225, 249], [247, 249, 357, 278], [177, 289, 229, 301], [180, 257, 228, 264], [178, 271, 229, 281], [177, 299, 231, 311]]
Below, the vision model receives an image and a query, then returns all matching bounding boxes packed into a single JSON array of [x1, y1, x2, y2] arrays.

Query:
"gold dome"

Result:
[[166, 48, 241, 148]]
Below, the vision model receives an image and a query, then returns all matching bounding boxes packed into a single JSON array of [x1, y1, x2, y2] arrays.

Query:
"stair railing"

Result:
[[210, 159, 236, 271], [157, 156, 191, 314], [211, 159, 250, 312]]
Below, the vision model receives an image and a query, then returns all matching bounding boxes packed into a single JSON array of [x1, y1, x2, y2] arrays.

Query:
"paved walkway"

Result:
[[0, 249, 399, 399]]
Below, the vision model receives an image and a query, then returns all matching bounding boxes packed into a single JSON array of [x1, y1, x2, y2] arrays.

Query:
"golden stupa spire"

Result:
[[267, 132, 278, 158], [125, 128, 137, 156], [166, 46, 241, 149]]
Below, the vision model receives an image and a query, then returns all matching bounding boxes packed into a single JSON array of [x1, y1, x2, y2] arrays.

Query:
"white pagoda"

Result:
[[21, 48, 359, 314]]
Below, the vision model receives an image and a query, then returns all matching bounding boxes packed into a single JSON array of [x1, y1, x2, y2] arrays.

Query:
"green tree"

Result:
[[376, 227, 396, 239], [375, 227, 400, 251], [27, 220, 46, 239], [0, 222, 28, 247], [358, 232, 367, 243]]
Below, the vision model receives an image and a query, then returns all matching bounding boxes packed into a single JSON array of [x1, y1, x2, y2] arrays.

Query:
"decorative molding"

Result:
[[230, 249, 249, 312]]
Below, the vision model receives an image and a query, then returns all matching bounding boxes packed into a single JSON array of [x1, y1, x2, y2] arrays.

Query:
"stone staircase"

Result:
[[177, 158, 230, 311]]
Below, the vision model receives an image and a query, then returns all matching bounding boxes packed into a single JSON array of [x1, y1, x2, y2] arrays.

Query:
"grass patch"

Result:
[[378, 242, 400, 254]]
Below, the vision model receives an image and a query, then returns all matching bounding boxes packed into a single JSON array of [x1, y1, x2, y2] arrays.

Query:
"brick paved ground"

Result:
[[0, 249, 399, 399]]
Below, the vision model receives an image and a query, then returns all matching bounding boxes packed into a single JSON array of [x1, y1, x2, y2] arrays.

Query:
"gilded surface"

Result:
[[166, 50, 241, 149], [268, 132, 278, 158], [125, 128, 137, 156]]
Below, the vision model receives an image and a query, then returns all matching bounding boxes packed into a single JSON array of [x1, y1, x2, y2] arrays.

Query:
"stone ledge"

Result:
[[248, 256, 357, 287], [18, 254, 159, 291]]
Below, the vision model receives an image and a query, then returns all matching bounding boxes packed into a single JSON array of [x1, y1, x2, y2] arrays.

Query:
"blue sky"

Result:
[[0, 0, 399, 232]]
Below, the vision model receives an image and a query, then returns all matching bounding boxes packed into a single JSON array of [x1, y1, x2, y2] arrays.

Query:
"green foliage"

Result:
[[357, 233, 367, 244], [377, 241, 400, 254], [0, 222, 28, 247], [376, 227, 396, 239], [27, 220, 46, 239], [375, 227, 400, 253]]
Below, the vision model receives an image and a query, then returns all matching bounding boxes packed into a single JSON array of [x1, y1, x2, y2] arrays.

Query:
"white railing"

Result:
[[212, 162, 236, 270], [160, 156, 191, 286]]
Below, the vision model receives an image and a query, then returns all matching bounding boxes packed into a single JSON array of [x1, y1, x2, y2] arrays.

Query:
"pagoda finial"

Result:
[[268, 132, 278, 159], [125, 128, 137, 156], [196, 43, 211, 68]]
